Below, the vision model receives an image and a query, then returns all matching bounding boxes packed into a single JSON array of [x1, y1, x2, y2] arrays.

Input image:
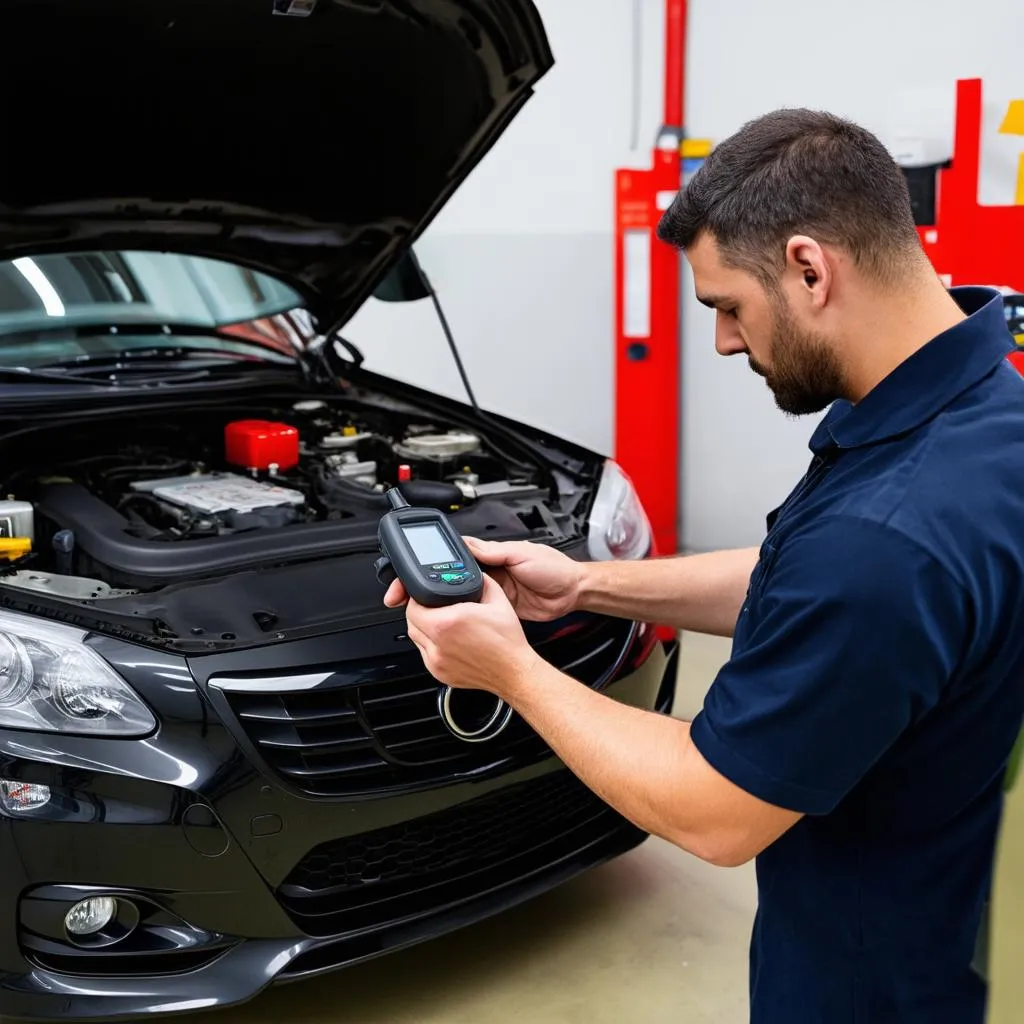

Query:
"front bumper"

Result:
[[0, 634, 677, 1022]]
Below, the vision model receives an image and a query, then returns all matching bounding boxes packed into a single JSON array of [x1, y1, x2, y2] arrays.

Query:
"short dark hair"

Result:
[[657, 108, 923, 288]]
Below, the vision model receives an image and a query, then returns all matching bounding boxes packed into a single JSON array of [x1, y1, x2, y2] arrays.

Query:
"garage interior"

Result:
[[0, 0, 1021, 1021], [281, 1, 1024, 1020]]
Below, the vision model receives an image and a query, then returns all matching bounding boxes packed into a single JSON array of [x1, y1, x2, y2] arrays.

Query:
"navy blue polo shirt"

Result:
[[690, 287, 1024, 1024]]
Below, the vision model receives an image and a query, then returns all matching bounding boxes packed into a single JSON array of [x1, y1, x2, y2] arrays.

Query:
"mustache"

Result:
[[747, 357, 768, 378]]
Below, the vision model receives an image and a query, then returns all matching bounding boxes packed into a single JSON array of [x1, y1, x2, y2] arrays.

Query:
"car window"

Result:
[[0, 251, 306, 361]]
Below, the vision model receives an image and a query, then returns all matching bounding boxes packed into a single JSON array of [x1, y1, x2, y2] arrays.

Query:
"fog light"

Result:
[[0, 779, 50, 814], [65, 897, 116, 937]]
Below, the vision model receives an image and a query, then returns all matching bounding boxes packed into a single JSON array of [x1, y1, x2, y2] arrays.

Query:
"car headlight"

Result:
[[586, 459, 653, 561], [0, 611, 155, 736]]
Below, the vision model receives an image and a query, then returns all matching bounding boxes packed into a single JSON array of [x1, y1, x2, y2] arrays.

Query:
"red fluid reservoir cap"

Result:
[[398, 463, 412, 482], [225, 420, 300, 471]]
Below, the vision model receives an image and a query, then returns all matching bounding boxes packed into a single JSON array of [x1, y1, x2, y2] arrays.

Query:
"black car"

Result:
[[0, 1, 677, 1019]]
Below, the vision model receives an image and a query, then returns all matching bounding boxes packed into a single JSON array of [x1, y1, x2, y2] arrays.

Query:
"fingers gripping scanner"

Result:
[[374, 488, 484, 607], [375, 489, 512, 742]]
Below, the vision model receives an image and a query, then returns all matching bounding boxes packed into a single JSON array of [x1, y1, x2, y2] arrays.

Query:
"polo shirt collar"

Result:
[[810, 287, 1013, 454]]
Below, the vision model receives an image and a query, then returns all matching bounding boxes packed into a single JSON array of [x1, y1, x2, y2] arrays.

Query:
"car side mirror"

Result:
[[373, 249, 433, 303]]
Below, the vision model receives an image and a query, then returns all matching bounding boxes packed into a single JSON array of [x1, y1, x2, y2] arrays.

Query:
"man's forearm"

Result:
[[576, 548, 758, 637], [505, 658, 801, 867]]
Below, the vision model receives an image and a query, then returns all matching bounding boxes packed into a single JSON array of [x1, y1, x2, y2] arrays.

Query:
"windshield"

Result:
[[0, 251, 308, 365]]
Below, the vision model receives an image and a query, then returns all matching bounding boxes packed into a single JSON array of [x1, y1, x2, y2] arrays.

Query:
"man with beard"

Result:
[[384, 109, 1024, 1024]]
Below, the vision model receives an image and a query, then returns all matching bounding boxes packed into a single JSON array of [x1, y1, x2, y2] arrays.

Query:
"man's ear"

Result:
[[785, 235, 831, 310]]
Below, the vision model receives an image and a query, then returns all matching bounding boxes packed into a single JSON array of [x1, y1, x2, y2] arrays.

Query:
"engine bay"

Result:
[[0, 395, 589, 601], [41, 404, 530, 542]]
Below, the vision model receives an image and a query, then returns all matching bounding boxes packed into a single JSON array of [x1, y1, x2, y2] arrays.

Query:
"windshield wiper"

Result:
[[0, 366, 120, 386], [0, 321, 298, 361], [43, 346, 282, 372], [0, 345, 297, 387]]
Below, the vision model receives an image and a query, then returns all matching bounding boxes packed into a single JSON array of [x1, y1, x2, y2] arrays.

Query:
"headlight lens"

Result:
[[0, 611, 155, 736], [586, 459, 653, 561]]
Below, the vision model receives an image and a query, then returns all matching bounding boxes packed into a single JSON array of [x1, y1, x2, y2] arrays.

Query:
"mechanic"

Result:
[[384, 108, 1024, 1024]]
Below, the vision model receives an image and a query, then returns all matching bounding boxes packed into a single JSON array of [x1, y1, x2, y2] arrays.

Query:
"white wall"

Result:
[[682, 0, 1023, 551], [345, 0, 664, 459], [345, 0, 1024, 552]]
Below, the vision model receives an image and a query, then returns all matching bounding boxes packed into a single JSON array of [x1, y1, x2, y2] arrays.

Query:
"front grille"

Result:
[[277, 768, 637, 937], [224, 616, 638, 797]]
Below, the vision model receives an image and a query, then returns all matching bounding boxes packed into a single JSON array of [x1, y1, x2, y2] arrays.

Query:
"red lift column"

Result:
[[913, 79, 1024, 375], [613, 0, 686, 558], [916, 78, 1024, 289]]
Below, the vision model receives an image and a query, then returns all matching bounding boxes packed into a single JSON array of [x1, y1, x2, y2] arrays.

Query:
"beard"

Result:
[[750, 297, 847, 416]]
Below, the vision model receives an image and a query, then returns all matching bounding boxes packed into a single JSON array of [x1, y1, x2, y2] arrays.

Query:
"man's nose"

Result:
[[715, 312, 748, 356]]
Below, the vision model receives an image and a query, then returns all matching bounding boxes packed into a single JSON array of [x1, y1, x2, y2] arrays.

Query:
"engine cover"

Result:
[[130, 473, 305, 515]]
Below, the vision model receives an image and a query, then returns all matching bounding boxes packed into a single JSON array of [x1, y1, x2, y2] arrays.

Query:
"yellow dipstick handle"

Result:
[[0, 538, 32, 560]]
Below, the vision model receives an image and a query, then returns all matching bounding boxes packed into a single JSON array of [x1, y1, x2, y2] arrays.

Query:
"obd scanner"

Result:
[[374, 488, 484, 607], [376, 488, 515, 742]]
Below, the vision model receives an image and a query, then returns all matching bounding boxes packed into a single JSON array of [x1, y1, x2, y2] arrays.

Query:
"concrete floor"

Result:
[[179, 635, 1024, 1021]]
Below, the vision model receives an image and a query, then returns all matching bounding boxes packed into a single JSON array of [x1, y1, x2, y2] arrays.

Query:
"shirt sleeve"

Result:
[[689, 514, 970, 815]]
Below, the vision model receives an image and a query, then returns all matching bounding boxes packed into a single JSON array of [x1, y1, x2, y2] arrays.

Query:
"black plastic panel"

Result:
[[278, 768, 634, 937]]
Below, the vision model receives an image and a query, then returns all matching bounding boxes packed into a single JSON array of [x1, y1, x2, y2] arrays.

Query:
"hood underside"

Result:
[[0, 0, 553, 333]]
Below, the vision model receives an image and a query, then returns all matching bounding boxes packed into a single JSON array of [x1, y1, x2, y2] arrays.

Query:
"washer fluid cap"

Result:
[[396, 431, 481, 461]]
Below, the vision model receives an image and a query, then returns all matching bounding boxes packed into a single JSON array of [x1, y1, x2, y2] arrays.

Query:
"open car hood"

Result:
[[0, 0, 553, 334]]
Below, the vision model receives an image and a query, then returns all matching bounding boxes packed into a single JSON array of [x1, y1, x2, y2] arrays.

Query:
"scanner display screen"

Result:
[[402, 523, 457, 565]]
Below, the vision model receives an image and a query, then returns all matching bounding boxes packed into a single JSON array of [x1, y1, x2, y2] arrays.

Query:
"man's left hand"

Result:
[[405, 574, 541, 700]]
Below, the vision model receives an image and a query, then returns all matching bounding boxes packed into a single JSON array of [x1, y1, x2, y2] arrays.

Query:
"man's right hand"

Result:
[[383, 537, 583, 622]]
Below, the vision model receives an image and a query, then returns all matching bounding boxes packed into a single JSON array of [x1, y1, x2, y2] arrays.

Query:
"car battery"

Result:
[[224, 420, 300, 472]]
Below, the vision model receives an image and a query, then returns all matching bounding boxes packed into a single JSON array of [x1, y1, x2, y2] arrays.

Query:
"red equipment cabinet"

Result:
[[613, 0, 687, 558], [614, 152, 682, 558]]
